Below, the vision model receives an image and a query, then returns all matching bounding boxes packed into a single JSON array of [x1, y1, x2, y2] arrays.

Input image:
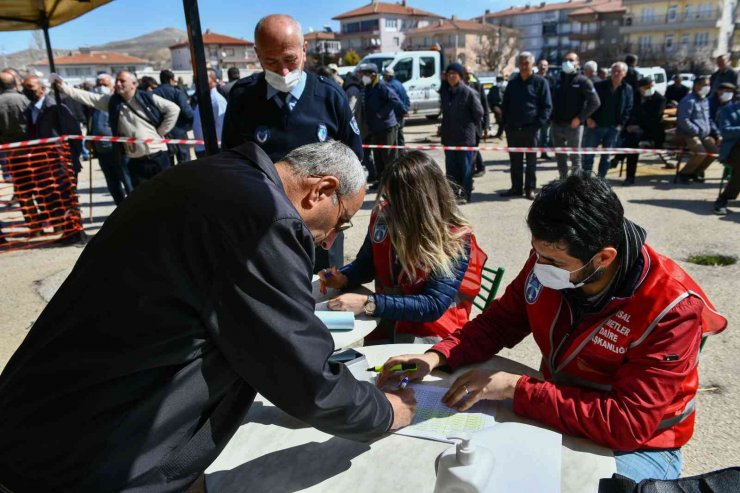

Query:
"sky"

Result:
[[0, 0, 516, 55]]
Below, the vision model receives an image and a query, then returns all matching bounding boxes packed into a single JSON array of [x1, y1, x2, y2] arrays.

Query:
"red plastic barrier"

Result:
[[0, 141, 83, 252]]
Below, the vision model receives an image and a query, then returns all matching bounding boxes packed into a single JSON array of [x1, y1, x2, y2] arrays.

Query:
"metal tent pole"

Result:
[[182, 0, 219, 156]]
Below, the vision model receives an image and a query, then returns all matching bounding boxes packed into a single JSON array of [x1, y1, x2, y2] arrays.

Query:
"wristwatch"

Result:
[[363, 295, 377, 316]]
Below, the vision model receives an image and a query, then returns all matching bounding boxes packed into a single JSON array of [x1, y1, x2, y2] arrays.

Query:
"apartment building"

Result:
[[169, 30, 259, 72], [305, 31, 342, 66], [478, 0, 612, 64], [621, 0, 737, 69], [404, 17, 519, 73], [568, 2, 626, 62], [332, 0, 444, 56]]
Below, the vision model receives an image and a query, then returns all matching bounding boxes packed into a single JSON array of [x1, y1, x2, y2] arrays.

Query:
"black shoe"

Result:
[[622, 177, 635, 186], [677, 173, 692, 184], [714, 198, 729, 215], [694, 173, 705, 183], [540, 153, 551, 160], [500, 188, 523, 197], [525, 189, 537, 200]]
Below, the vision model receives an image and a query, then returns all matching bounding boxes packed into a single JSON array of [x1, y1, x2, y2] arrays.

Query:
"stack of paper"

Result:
[[315, 310, 355, 331]]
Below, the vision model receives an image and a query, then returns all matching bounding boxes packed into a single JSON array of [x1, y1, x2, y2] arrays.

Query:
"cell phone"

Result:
[[329, 348, 364, 364]]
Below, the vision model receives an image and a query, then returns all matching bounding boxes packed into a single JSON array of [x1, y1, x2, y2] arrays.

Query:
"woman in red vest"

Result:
[[378, 173, 727, 482], [320, 151, 487, 344]]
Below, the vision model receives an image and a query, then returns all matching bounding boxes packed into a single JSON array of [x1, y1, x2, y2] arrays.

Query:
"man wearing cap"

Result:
[[328, 63, 345, 87], [622, 77, 666, 185], [500, 52, 552, 200], [221, 14, 362, 272], [383, 67, 410, 147], [676, 76, 719, 183], [357, 63, 404, 186], [439, 63, 484, 203], [709, 82, 736, 124], [715, 92, 740, 214]]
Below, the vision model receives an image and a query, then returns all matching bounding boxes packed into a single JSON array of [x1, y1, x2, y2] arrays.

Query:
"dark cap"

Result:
[[445, 63, 465, 78], [638, 76, 654, 87], [357, 63, 378, 74]]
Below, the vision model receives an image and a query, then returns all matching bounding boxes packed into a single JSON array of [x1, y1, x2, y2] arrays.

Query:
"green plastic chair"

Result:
[[473, 266, 506, 311]]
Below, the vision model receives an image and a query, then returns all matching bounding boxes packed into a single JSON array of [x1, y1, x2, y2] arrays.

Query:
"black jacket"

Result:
[[486, 85, 503, 107], [0, 143, 392, 493], [153, 84, 194, 138], [591, 79, 634, 128], [24, 95, 83, 172], [551, 72, 601, 124], [221, 72, 362, 161], [665, 84, 689, 104], [440, 82, 484, 146], [629, 92, 666, 130], [501, 73, 552, 129]]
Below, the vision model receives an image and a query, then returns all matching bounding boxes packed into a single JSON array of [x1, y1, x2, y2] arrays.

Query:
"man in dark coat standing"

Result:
[[440, 63, 484, 203], [154, 69, 195, 164]]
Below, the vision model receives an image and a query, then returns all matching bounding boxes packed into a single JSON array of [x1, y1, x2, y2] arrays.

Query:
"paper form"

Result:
[[394, 384, 497, 443]]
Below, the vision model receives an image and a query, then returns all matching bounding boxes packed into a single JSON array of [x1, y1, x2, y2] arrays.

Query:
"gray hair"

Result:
[[518, 51, 534, 63], [282, 141, 365, 196], [611, 61, 627, 73], [583, 60, 598, 73]]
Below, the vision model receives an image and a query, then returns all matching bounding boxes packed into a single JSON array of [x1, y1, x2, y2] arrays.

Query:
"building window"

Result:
[[638, 35, 652, 49], [684, 5, 692, 19], [360, 19, 379, 32], [667, 6, 677, 22], [697, 3, 713, 19], [694, 32, 709, 46], [394, 57, 413, 83], [385, 18, 398, 31], [223, 48, 235, 56], [420, 56, 436, 78], [640, 8, 655, 23], [665, 34, 674, 50], [680, 34, 689, 47], [612, 19, 619, 26]]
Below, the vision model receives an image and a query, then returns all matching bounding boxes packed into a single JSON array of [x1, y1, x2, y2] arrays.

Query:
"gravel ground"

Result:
[[1, 120, 738, 477]]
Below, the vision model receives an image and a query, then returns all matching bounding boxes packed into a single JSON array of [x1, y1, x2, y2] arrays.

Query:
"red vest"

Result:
[[523, 244, 727, 448], [369, 205, 487, 338]]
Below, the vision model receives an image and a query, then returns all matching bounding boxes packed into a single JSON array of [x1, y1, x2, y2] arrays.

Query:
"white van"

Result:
[[636, 67, 668, 95], [679, 73, 695, 89], [358, 51, 443, 118]]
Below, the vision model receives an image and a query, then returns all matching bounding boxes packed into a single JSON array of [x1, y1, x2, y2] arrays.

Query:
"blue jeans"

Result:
[[444, 150, 475, 199], [615, 449, 682, 482], [582, 126, 621, 177]]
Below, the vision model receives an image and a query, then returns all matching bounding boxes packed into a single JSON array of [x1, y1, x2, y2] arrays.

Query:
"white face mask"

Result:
[[94, 85, 111, 95], [641, 88, 654, 97], [719, 91, 734, 103], [561, 61, 577, 74], [264, 68, 302, 93], [533, 253, 602, 290], [698, 86, 710, 98], [361, 75, 373, 86]]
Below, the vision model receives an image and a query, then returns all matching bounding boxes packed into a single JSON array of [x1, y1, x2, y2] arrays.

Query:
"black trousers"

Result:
[[128, 151, 171, 188], [624, 126, 665, 180], [505, 127, 539, 192], [397, 117, 406, 147], [369, 126, 398, 182]]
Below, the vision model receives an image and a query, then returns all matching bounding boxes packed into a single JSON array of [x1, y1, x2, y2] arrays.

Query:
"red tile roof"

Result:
[[333, 1, 444, 20], [32, 51, 148, 66], [169, 31, 253, 49], [407, 19, 498, 35], [305, 32, 337, 40], [481, 0, 610, 19], [569, 1, 625, 16]]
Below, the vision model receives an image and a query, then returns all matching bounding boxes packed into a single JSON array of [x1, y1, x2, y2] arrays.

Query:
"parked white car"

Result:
[[636, 67, 668, 95]]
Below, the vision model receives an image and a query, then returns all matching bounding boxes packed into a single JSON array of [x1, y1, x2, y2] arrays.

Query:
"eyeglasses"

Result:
[[309, 174, 353, 233], [333, 193, 353, 233]]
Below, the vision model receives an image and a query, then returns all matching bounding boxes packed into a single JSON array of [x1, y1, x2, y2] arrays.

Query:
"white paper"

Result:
[[394, 384, 497, 443]]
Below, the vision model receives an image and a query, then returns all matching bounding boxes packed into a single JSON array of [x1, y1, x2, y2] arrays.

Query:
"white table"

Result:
[[312, 276, 378, 349], [205, 344, 616, 492]]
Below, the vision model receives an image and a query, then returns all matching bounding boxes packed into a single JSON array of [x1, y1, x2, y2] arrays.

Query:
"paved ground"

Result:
[[0, 120, 738, 477]]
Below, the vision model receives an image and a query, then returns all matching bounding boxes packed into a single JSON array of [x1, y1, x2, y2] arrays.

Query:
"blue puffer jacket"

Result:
[[718, 102, 740, 161], [363, 78, 404, 134], [339, 234, 470, 322], [386, 77, 410, 117], [677, 93, 718, 138]]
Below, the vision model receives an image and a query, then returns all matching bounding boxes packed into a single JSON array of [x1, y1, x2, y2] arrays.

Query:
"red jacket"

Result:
[[370, 205, 487, 339], [433, 244, 726, 451]]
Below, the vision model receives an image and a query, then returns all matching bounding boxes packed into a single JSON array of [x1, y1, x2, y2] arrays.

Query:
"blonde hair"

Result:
[[378, 151, 470, 282]]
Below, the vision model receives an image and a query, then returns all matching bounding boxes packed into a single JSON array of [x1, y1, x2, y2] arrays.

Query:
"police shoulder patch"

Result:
[[350, 116, 360, 135], [525, 270, 543, 304], [255, 125, 270, 144], [317, 123, 328, 142]]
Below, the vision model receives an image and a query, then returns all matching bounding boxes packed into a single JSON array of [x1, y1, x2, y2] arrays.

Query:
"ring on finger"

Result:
[[464, 384, 470, 395]]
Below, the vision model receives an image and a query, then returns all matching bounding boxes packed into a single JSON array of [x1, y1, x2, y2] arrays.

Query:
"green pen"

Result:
[[366, 363, 417, 372]]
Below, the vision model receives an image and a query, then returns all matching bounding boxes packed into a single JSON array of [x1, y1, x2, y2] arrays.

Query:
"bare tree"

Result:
[[477, 26, 517, 74]]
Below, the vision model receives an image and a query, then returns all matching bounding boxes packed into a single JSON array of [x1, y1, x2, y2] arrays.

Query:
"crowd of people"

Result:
[[0, 13, 732, 492]]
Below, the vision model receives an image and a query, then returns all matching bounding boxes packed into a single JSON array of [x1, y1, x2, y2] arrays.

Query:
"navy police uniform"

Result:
[[221, 71, 362, 273]]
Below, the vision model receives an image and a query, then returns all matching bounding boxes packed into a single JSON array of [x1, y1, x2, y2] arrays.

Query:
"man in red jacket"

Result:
[[378, 172, 726, 482]]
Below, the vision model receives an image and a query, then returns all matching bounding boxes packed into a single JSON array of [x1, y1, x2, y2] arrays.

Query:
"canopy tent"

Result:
[[0, 0, 219, 156]]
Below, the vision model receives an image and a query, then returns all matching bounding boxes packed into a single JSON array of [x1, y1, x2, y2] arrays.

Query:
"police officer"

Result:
[[221, 14, 362, 272]]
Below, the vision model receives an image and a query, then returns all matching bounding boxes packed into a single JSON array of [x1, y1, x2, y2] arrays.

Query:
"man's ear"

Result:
[[302, 175, 340, 210], [596, 247, 619, 269]]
